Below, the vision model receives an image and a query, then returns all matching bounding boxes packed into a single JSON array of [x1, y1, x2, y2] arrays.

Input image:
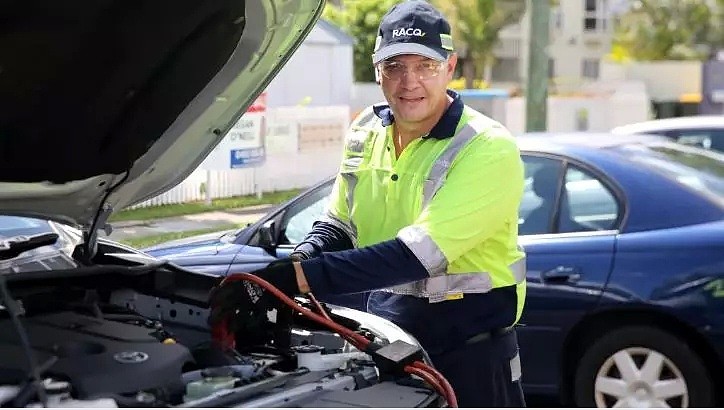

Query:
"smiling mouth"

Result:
[[399, 97, 424, 103]]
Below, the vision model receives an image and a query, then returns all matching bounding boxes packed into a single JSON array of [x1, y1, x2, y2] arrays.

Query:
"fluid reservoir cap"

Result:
[[294, 345, 323, 354]]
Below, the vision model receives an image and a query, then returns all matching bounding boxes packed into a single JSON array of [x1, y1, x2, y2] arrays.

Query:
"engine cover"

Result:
[[0, 311, 193, 398]]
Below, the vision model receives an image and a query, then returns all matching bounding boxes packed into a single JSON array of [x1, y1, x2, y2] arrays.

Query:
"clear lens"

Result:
[[378, 60, 444, 81]]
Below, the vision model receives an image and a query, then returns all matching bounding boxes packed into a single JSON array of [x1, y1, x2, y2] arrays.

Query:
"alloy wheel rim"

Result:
[[594, 347, 688, 408]]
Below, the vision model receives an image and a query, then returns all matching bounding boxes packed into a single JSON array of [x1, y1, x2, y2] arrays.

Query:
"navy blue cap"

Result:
[[372, 1, 454, 64]]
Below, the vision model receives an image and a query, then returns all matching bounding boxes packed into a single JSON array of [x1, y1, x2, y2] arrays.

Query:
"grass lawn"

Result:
[[109, 188, 302, 222], [120, 223, 243, 249]]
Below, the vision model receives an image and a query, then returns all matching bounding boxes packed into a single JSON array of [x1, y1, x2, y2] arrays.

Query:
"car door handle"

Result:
[[541, 266, 582, 283]]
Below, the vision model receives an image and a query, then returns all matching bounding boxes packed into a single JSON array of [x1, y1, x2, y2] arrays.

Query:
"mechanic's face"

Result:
[[377, 54, 456, 126]]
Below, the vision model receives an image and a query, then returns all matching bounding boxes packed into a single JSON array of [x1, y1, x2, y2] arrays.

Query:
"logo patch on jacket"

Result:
[[345, 130, 368, 154]]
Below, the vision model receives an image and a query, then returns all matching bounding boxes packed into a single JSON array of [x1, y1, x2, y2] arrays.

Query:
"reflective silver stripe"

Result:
[[383, 257, 527, 303], [399, 120, 486, 276], [343, 156, 363, 168], [352, 107, 378, 129], [339, 172, 359, 243], [440, 34, 454, 51], [385, 273, 492, 303], [397, 225, 447, 276], [355, 110, 376, 127], [329, 109, 378, 246], [422, 120, 487, 208], [391, 117, 525, 302], [510, 257, 526, 283]]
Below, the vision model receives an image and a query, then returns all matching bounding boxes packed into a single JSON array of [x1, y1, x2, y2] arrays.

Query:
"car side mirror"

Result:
[[258, 220, 277, 249]]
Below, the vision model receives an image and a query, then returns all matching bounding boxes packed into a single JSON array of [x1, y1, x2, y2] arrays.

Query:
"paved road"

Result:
[[104, 205, 276, 241]]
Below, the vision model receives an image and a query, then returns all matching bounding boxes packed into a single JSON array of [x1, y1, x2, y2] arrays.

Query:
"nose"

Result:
[[399, 69, 421, 88]]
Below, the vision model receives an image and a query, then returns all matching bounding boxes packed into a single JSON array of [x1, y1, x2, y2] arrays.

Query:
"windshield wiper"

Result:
[[220, 226, 248, 242], [0, 233, 59, 261]]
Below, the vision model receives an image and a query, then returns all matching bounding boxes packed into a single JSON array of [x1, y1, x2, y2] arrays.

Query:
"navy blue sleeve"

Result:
[[292, 221, 354, 260], [300, 238, 429, 297]]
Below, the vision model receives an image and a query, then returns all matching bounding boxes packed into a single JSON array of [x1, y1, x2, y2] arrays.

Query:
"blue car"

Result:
[[145, 133, 724, 408]]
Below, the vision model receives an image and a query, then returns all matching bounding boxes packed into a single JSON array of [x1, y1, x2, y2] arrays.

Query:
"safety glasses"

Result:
[[377, 59, 445, 81]]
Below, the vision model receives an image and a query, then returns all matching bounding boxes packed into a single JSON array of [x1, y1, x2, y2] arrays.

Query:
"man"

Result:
[[209, 1, 527, 407]]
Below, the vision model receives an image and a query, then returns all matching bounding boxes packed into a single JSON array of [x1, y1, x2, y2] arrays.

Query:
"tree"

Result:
[[325, 0, 526, 85], [323, 0, 400, 82], [710, 0, 724, 53], [612, 0, 714, 61], [432, 0, 526, 89]]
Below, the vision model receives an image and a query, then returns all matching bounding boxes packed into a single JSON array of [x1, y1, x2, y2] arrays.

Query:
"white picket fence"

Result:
[[128, 106, 350, 209]]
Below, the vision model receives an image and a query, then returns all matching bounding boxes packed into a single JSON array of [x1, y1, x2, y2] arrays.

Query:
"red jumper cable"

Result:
[[210, 273, 458, 407]]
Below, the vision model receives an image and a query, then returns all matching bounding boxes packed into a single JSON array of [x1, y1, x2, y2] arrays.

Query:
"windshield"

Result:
[[612, 143, 724, 202], [0, 216, 54, 239], [0, 216, 78, 273]]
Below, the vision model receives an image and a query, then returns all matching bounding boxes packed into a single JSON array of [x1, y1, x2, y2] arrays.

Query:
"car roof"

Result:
[[611, 116, 724, 134], [516, 131, 722, 169], [516, 132, 668, 157]]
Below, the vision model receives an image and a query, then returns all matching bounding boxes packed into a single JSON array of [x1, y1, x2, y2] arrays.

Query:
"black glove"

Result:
[[208, 259, 300, 336]]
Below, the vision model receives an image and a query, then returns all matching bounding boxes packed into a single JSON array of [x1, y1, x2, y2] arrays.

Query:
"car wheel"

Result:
[[573, 325, 715, 408]]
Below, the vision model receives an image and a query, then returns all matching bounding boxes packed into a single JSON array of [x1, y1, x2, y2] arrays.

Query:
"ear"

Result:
[[374, 65, 381, 84], [446, 53, 458, 78]]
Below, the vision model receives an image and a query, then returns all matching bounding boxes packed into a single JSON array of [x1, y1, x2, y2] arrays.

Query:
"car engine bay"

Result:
[[0, 242, 443, 408]]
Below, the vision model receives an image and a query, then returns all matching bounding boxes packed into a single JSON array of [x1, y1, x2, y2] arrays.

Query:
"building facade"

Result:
[[491, 0, 626, 87]]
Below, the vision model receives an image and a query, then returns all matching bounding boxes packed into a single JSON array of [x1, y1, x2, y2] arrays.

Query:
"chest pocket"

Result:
[[347, 139, 432, 246], [337, 124, 375, 241]]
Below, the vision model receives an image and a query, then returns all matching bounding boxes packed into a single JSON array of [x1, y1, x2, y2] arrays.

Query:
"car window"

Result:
[[612, 143, 724, 202], [518, 156, 564, 235], [281, 181, 334, 244], [559, 165, 620, 233], [671, 129, 724, 153]]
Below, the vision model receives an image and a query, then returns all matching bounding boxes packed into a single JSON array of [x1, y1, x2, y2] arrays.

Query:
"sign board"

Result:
[[230, 147, 265, 168], [265, 121, 299, 154], [201, 93, 267, 170], [297, 122, 346, 151]]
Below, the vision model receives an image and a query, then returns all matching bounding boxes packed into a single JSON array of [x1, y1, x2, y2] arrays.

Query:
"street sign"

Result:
[[230, 147, 265, 168]]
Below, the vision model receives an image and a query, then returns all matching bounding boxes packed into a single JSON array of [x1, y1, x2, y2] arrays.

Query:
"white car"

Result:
[[611, 116, 724, 153], [0, 1, 448, 407]]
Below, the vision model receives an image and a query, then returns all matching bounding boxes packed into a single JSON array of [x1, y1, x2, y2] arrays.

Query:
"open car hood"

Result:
[[0, 0, 323, 231]]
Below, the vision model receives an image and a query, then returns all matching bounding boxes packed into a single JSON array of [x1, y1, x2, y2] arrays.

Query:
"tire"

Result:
[[573, 325, 715, 408]]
